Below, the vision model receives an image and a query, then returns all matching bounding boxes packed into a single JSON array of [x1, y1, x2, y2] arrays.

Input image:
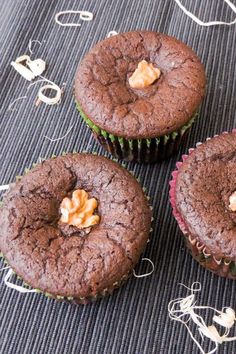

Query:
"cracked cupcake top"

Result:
[[75, 31, 206, 139], [175, 132, 236, 260], [0, 154, 151, 298]]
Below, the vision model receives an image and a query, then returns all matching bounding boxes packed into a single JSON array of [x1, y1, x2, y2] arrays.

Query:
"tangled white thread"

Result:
[[9, 41, 64, 108], [11, 55, 46, 81], [133, 258, 155, 278], [168, 282, 236, 354], [55, 10, 93, 27], [174, 0, 236, 26]]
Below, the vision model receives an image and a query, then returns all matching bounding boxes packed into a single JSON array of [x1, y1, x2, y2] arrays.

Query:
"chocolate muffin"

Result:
[[170, 131, 236, 278], [0, 153, 151, 303], [75, 30, 206, 163]]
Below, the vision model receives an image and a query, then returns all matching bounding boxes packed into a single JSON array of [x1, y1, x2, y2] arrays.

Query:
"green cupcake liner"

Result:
[[76, 101, 199, 163], [0, 254, 132, 304], [0, 255, 132, 304], [0, 153, 153, 303]]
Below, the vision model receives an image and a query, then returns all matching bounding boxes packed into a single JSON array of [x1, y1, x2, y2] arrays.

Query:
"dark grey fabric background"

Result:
[[0, 0, 236, 353]]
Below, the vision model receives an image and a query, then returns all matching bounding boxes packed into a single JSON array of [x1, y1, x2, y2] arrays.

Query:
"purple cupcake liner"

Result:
[[169, 130, 236, 278]]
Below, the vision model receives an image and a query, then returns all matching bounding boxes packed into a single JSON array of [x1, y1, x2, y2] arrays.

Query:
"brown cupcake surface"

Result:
[[75, 31, 206, 139], [175, 132, 236, 260], [0, 154, 151, 300]]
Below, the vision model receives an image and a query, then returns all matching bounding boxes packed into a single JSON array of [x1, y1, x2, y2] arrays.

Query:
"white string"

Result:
[[28, 39, 42, 54], [168, 282, 236, 354], [44, 125, 74, 142], [11, 55, 46, 81], [28, 76, 57, 89], [0, 266, 10, 272], [174, 0, 236, 26], [80, 11, 93, 21], [4, 269, 37, 293], [27, 58, 46, 77], [55, 10, 93, 27], [28, 76, 65, 106], [7, 96, 27, 111], [133, 257, 155, 278], [9, 49, 62, 108], [213, 308, 236, 329], [0, 184, 9, 191], [11, 61, 35, 81], [37, 84, 61, 105], [107, 31, 118, 38]]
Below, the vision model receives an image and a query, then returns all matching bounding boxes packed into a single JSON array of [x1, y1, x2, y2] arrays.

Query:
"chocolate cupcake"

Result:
[[0, 153, 151, 303], [75, 31, 206, 163], [170, 131, 236, 278]]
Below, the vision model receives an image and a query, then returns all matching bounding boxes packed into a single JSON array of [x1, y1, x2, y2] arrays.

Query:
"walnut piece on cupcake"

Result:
[[128, 60, 161, 89]]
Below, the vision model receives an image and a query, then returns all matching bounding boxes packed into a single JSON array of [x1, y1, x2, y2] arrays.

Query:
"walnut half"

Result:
[[60, 189, 100, 229], [129, 60, 161, 89]]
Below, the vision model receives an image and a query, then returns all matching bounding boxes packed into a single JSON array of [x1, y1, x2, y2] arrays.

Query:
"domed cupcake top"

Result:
[[0, 154, 151, 299], [75, 31, 206, 139], [175, 132, 236, 260]]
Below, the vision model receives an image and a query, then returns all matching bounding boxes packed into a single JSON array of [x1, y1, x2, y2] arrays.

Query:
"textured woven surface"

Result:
[[0, 0, 236, 353]]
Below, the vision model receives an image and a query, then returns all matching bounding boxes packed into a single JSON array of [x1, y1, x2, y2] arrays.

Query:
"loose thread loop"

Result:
[[55, 10, 93, 27], [28, 39, 42, 55], [28, 76, 65, 106], [174, 0, 236, 27], [4, 269, 37, 294], [37, 84, 61, 105], [133, 257, 155, 278]]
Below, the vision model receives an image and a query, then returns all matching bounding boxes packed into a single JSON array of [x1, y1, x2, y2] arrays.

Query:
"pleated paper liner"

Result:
[[169, 130, 236, 279], [76, 101, 199, 163], [1, 255, 131, 305], [0, 152, 153, 304]]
